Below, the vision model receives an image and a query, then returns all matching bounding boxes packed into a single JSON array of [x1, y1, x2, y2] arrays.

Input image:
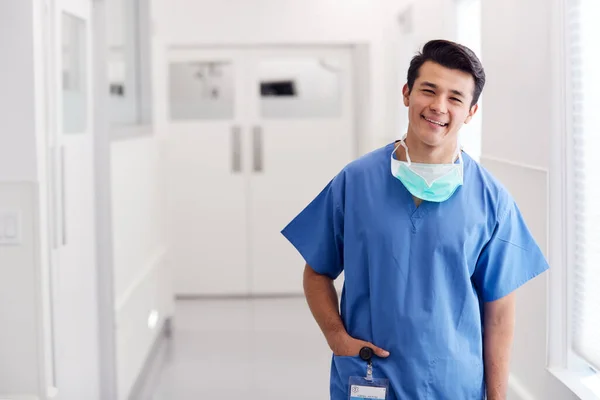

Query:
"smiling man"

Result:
[[281, 40, 549, 400]]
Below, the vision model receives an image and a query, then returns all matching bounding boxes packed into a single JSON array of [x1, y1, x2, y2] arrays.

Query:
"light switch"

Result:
[[0, 211, 21, 245], [5, 216, 17, 238]]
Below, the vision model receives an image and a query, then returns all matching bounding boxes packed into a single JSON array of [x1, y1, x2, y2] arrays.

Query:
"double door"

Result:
[[166, 46, 354, 296]]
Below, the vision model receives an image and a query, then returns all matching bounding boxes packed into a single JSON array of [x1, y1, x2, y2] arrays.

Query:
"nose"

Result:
[[429, 97, 448, 114]]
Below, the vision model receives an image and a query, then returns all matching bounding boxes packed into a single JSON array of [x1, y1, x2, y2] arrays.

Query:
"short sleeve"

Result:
[[280, 175, 345, 280], [472, 200, 550, 302]]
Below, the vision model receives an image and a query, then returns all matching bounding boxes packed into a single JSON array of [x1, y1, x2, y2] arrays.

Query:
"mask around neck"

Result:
[[390, 138, 464, 203]]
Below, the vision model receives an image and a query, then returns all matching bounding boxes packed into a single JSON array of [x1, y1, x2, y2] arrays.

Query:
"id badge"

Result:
[[349, 376, 388, 400], [348, 347, 389, 400]]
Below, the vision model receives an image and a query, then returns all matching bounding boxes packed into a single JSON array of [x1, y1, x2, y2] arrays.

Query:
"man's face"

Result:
[[403, 61, 478, 149]]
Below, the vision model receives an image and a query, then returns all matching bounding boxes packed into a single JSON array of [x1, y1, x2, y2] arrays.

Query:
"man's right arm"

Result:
[[303, 264, 390, 358]]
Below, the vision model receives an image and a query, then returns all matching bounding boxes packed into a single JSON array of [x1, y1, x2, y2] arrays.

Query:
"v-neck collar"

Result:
[[404, 190, 433, 232], [387, 141, 449, 232]]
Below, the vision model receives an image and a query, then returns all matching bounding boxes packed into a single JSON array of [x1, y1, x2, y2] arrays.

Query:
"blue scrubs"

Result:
[[281, 142, 549, 400]]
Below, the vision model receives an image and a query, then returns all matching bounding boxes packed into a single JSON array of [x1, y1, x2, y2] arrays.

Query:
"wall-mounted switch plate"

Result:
[[0, 210, 22, 245]]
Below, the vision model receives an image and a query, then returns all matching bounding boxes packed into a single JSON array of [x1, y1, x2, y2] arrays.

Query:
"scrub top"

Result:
[[281, 142, 549, 400]]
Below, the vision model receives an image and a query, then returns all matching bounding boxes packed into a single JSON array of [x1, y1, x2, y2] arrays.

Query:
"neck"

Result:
[[397, 132, 458, 164]]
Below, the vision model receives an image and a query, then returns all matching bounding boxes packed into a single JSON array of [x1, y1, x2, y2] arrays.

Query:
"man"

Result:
[[281, 39, 549, 400]]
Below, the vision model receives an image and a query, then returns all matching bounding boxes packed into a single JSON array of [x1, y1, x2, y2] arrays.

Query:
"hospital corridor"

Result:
[[1, 0, 600, 400], [135, 298, 331, 399]]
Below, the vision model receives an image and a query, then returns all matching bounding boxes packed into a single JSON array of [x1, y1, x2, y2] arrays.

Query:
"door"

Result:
[[166, 49, 251, 296], [166, 46, 355, 296], [247, 47, 355, 294], [47, 0, 100, 398]]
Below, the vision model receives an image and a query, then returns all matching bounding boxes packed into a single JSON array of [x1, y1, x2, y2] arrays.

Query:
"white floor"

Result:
[[143, 298, 333, 400]]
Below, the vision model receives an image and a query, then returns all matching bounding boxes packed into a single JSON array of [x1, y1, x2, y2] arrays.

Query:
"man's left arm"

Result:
[[483, 292, 516, 400]]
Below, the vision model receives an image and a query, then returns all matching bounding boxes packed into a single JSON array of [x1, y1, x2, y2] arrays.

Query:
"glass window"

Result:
[[567, 0, 600, 374], [62, 12, 87, 134], [258, 58, 342, 119], [168, 61, 235, 120], [106, 0, 152, 126]]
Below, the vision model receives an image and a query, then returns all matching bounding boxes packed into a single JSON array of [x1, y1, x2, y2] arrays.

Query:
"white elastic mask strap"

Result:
[[399, 139, 411, 165], [453, 140, 463, 164]]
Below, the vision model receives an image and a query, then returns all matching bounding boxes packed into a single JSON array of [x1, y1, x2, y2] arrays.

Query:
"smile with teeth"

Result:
[[422, 115, 448, 127]]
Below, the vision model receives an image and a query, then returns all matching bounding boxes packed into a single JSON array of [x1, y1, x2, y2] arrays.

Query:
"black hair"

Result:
[[407, 39, 485, 107]]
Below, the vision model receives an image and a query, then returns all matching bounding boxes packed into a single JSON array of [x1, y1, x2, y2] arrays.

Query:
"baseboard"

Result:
[[127, 317, 172, 400], [175, 293, 306, 300]]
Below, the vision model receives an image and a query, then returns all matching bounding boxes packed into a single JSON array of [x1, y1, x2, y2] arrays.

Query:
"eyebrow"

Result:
[[420, 81, 466, 98]]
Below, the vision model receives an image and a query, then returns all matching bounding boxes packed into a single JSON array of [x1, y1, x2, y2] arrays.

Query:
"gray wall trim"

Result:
[[128, 317, 173, 400]]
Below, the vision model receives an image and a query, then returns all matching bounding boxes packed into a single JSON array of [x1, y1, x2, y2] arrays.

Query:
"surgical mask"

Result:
[[390, 137, 463, 203]]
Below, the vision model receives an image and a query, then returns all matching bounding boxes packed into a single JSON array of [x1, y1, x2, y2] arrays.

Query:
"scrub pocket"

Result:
[[333, 354, 388, 400], [426, 357, 484, 399]]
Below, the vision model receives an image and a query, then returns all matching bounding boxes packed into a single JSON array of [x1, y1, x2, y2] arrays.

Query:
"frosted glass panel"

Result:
[[106, 0, 153, 126], [62, 13, 87, 134], [169, 61, 234, 120], [259, 58, 342, 119]]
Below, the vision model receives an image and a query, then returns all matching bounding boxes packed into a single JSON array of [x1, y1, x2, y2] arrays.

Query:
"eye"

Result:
[[422, 89, 435, 94], [450, 97, 462, 103]]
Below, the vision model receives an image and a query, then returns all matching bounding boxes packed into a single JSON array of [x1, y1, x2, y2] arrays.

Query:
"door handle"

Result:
[[60, 146, 67, 246], [253, 126, 263, 173], [231, 126, 242, 173], [51, 147, 60, 250], [51, 146, 67, 248]]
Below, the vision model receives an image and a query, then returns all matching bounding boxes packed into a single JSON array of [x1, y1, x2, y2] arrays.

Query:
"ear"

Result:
[[464, 103, 478, 124], [402, 84, 410, 107]]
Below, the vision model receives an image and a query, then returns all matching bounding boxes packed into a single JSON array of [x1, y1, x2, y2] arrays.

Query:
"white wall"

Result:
[[108, 1, 174, 397], [157, 0, 381, 46], [0, 183, 43, 397], [480, 0, 577, 399], [0, 0, 47, 398], [0, 0, 38, 182], [110, 136, 172, 400]]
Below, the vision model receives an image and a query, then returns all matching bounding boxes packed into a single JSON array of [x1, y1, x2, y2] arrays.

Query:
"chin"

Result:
[[415, 130, 448, 147]]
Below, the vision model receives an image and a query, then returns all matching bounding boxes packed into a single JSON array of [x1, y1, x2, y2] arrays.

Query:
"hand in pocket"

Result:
[[329, 332, 390, 358]]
